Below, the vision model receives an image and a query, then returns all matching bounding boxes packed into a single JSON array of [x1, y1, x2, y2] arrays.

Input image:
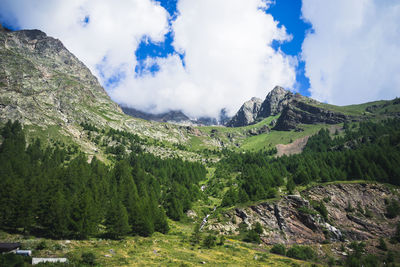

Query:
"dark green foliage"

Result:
[[344, 241, 381, 267], [0, 120, 206, 239], [80, 122, 99, 132], [81, 252, 96, 266], [36, 240, 48, 250], [286, 177, 296, 194], [314, 201, 328, 220], [270, 244, 286, 256], [215, 119, 400, 205], [377, 237, 387, 251], [218, 235, 225, 246], [243, 229, 261, 243], [221, 188, 238, 207], [202, 234, 216, 248], [105, 195, 130, 239], [254, 222, 263, 235], [190, 224, 201, 246], [385, 199, 400, 219], [286, 245, 315, 260], [392, 222, 400, 243], [0, 253, 30, 267]]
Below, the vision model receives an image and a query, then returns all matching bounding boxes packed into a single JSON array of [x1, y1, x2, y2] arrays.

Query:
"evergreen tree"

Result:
[[106, 195, 130, 239]]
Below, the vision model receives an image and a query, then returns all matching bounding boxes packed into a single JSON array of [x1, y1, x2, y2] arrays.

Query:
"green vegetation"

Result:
[[216, 119, 400, 206], [270, 244, 286, 256], [0, 120, 205, 239]]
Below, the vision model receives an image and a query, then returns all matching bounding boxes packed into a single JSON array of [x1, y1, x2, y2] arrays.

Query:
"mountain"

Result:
[[0, 26, 207, 160], [225, 97, 262, 127], [258, 85, 295, 118], [0, 25, 123, 127], [1, 25, 400, 266], [121, 106, 191, 124], [228, 86, 357, 129], [226, 86, 298, 127], [121, 106, 230, 126]]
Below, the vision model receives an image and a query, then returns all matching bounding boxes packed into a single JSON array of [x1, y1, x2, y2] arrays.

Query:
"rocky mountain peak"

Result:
[[226, 97, 262, 127], [258, 85, 294, 118], [0, 28, 122, 128]]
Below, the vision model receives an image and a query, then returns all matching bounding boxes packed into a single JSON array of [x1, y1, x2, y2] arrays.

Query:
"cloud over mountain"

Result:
[[0, 0, 297, 118], [302, 0, 400, 105]]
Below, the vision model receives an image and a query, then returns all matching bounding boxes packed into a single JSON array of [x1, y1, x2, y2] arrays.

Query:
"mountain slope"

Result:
[[0, 26, 122, 127]]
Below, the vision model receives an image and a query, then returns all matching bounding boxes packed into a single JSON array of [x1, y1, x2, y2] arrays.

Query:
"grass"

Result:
[[0, 223, 317, 267], [239, 124, 327, 152]]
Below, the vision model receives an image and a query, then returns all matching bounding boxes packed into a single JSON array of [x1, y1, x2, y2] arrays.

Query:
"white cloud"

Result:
[[114, 0, 296, 117], [0, 0, 169, 90], [302, 0, 400, 105], [0, 0, 297, 118]]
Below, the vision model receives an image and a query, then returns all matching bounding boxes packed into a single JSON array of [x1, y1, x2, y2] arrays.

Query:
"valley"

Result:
[[1, 26, 400, 267]]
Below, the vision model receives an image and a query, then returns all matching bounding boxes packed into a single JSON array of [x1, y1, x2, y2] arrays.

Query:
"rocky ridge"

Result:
[[227, 86, 354, 130], [273, 100, 350, 131], [226, 97, 263, 127], [207, 183, 400, 245], [0, 27, 216, 158]]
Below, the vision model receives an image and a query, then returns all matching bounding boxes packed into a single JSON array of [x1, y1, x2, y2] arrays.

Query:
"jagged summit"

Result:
[[258, 86, 294, 118], [226, 86, 293, 127], [226, 97, 262, 127]]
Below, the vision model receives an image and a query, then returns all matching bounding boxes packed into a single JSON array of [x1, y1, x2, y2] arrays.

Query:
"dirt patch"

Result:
[[276, 136, 310, 157]]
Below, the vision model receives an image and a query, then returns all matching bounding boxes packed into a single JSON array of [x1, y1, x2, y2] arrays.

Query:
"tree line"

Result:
[[219, 119, 400, 206], [0, 120, 206, 239]]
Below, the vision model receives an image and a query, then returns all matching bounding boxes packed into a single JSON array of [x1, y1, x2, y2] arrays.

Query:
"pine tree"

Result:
[[106, 196, 130, 239]]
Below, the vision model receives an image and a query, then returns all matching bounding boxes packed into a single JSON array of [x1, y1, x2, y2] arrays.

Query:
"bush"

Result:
[[243, 229, 261, 244], [36, 240, 48, 250], [0, 253, 30, 267], [315, 201, 328, 220], [218, 235, 225, 246], [386, 200, 400, 219], [377, 237, 387, 251], [81, 252, 96, 266], [254, 222, 263, 235], [202, 234, 216, 248], [270, 244, 286, 256], [286, 245, 315, 260]]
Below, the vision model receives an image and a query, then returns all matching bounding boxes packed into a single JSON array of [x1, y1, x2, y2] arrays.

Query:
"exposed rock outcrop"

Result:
[[0, 28, 122, 127], [207, 183, 400, 245], [258, 86, 294, 118], [226, 97, 262, 127], [273, 100, 349, 131]]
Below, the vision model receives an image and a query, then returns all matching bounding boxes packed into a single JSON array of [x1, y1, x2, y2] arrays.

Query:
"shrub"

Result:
[[377, 237, 388, 251], [315, 201, 328, 220], [286, 245, 315, 260], [254, 222, 263, 235], [218, 235, 225, 246], [81, 252, 96, 266], [243, 229, 261, 244], [202, 234, 216, 248], [386, 200, 400, 219], [36, 240, 47, 250], [0, 253, 30, 267], [270, 244, 286, 256]]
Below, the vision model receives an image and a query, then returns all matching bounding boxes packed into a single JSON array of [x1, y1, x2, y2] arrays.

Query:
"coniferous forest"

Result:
[[218, 119, 400, 206], [0, 120, 206, 239]]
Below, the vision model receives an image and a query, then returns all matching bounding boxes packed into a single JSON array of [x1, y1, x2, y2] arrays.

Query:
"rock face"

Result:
[[258, 86, 294, 118], [207, 183, 400, 245], [226, 86, 354, 130], [226, 97, 263, 127], [273, 100, 349, 131], [0, 27, 122, 127]]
